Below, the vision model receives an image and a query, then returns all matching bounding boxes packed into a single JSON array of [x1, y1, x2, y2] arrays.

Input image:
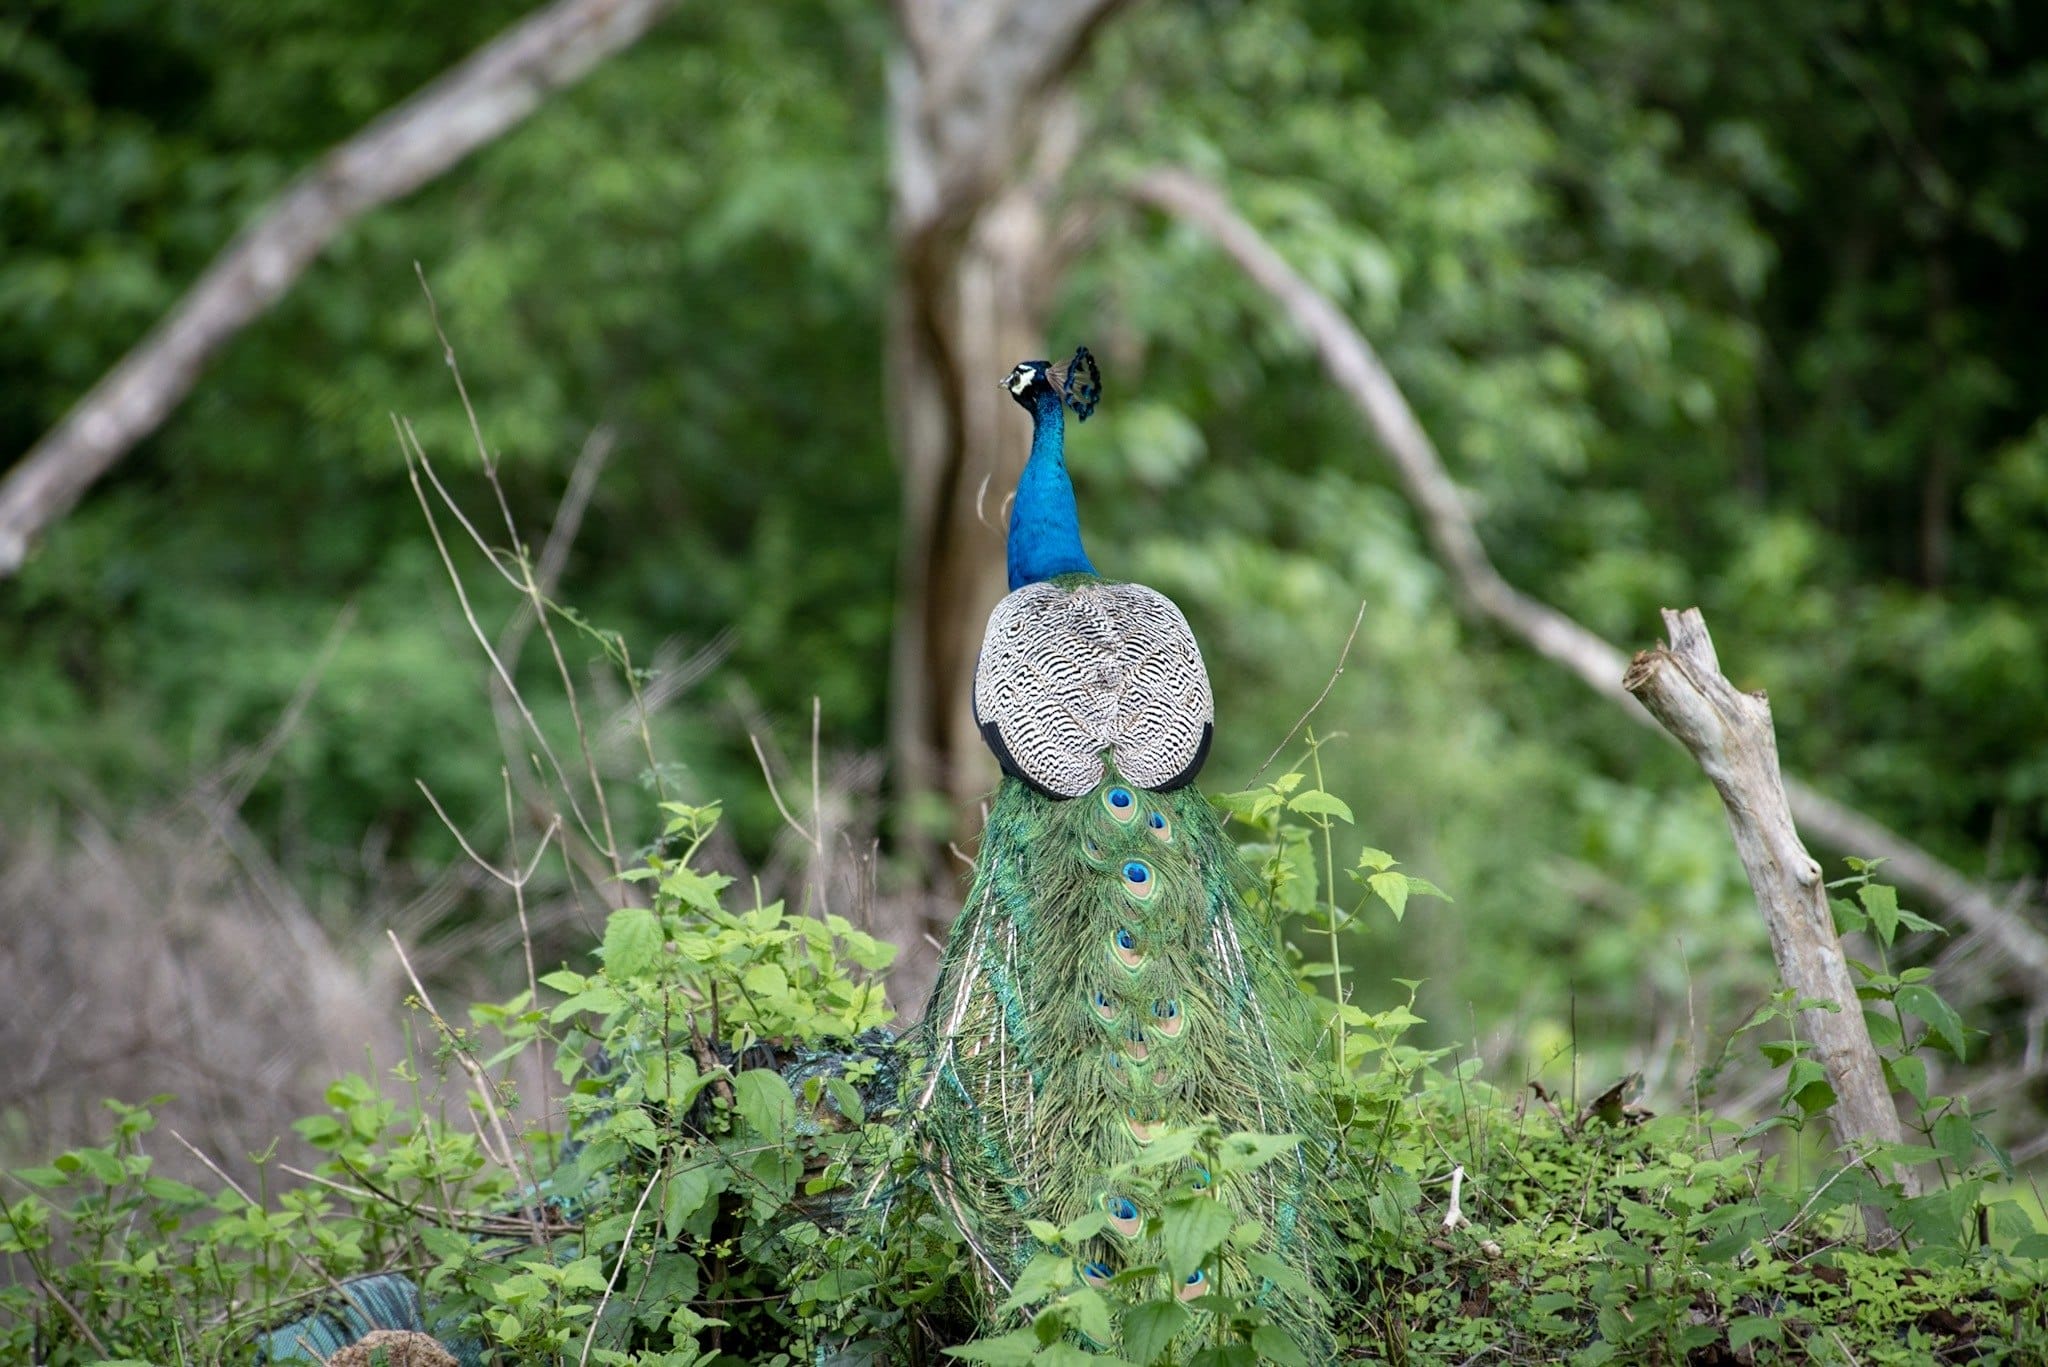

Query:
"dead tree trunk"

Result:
[[882, 0, 1127, 1005], [1626, 609, 1917, 1213]]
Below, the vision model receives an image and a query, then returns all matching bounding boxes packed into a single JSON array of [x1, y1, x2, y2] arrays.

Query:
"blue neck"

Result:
[[1007, 390, 1097, 590]]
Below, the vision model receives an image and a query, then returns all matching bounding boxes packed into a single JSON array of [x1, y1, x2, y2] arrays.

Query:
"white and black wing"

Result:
[[971, 580, 1214, 799]]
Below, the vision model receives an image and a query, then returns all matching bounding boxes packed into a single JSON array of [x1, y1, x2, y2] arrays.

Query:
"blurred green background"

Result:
[[3, 0, 2045, 1151]]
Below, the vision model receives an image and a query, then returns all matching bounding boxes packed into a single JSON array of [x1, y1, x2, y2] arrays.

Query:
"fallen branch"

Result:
[[0, 0, 682, 577], [1625, 609, 1914, 1206], [1129, 165, 2048, 989]]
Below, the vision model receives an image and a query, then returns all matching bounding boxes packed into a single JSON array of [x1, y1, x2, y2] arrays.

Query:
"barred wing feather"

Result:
[[972, 579, 1214, 798]]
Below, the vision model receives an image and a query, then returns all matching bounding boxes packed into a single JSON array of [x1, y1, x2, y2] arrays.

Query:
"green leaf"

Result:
[[1159, 1198, 1234, 1279], [1885, 1054, 1929, 1108], [1784, 1058, 1835, 1114], [1244, 1249, 1313, 1296], [2009, 1234, 2048, 1259], [1830, 897, 1869, 935], [1121, 1300, 1192, 1365], [1355, 846, 1396, 872], [1288, 790, 1354, 823], [1933, 1112, 1977, 1168], [662, 1163, 714, 1241], [659, 865, 729, 912], [945, 1328, 1041, 1363], [732, 1069, 795, 1138], [1894, 906, 1945, 935], [1367, 872, 1411, 920], [600, 907, 662, 978], [1858, 882, 1900, 944], [1220, 1131, 1302, 1174], [1064, 1287, 1115, 1347], [641, 1050, 707, 1106], [1034, 1345, 1126, 1367], [998, 1253, 1074, 1313], [741, 962, 790, 999], [1250, 1325, 1310, 1367], [1896, 985, 1967, 1059]]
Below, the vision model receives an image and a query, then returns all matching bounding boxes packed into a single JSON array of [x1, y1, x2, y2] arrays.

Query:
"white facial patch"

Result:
[[1007, 364, 1038, 396]]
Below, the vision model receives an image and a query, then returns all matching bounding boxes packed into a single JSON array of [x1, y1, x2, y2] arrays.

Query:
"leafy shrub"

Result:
[[8, 760, 2045, 1365]]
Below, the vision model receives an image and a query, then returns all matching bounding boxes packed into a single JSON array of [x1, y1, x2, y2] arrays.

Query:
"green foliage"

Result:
[[0, 786, 924, 1366], [6, 755, 2047, 1363], [5, 2, 2047, 1127]]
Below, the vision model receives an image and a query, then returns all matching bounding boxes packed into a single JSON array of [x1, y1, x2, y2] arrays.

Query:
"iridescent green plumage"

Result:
[[915, 772, 1337, 1355], [914, 349, 1338, 1357]]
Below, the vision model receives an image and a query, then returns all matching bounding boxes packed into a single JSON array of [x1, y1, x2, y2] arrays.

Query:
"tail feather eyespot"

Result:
[[1178, 1268, 1209, 1301]]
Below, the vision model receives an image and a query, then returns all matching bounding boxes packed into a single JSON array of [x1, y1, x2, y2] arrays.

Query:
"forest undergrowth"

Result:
[[5, 412, 2047, 1367], [5, 762, 2047, 1365]]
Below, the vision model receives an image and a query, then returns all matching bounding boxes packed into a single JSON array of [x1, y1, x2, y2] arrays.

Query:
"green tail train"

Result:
[[915, 773, 1337, 1355]]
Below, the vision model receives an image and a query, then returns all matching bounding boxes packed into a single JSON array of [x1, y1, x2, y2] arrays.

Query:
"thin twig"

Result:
[[384, 929, 548, 1247], [168, 1130, 353, 1301], [750, 732, 818, 853], [414, 780, 560, 890], [578, 1167, 661, 1367], [399, 417, 611, 872], [36, 1277, 109, 1358], [417, 265, 623, 872], [1249, 598, 1367, 785], [200, 600, 360, 818]]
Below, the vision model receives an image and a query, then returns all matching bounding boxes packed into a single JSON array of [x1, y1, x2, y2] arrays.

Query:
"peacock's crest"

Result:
[[1050, 344, 1101, 420]]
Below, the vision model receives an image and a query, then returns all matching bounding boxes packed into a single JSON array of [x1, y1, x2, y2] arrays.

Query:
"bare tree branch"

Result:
[[1129, 165, 2048, 988], [0, 0, 682, 578], [1626, 608, 1916, 1217]]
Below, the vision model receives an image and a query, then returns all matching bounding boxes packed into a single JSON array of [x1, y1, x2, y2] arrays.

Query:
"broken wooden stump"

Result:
[[1625, 607, 1917, 1221]]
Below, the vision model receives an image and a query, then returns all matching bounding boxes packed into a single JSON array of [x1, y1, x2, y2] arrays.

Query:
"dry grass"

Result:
[[0, 804, 406, 1186]]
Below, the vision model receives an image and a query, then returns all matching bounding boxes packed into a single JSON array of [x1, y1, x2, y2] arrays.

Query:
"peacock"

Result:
[[913, 348, 1337, 1357]]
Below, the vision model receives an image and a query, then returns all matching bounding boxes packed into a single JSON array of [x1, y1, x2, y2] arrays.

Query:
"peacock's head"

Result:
[[1003, 346, 1101, 421]]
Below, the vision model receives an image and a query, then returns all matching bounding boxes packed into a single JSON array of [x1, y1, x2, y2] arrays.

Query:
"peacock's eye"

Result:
[[1080, 1260, 1114, 1288], [1149, 811, 1167, 829], [1115, 928, 1136, 950], [1120, 859, 1156, 901], [1103, 787, 1137, 823], [1189, 1166, 1212, 1191], [1153, 999, 1179, 1019], [1179, 1268, 1209, 1300]]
